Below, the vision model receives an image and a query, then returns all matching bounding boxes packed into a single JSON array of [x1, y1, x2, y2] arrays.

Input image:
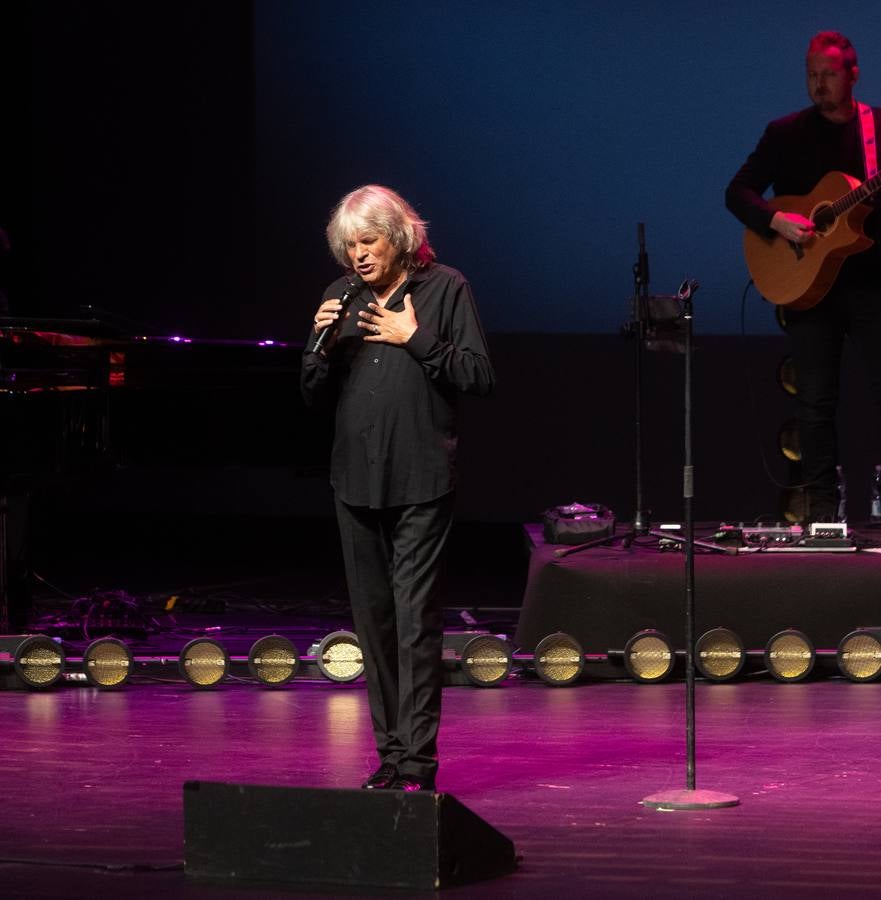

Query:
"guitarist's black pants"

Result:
[[786, 279, 881, 519]]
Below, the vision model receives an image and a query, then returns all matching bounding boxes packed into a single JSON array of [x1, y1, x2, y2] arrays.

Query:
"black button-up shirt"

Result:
[[301, 263, 494, 509]]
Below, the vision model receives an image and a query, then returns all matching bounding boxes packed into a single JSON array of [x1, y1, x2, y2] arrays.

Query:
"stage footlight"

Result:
[[533, 633, 584, 686], [778, 419, 801, 462], [14, 636, 66, 689], [764, 629, 815, 682], [179, 638, 229, 688], [248, 635, 300, 687], [624, 630, 674, 683], [84, 638, 133, 688], [777, 356, 797, 396], [837, 629, 881, 683], [780, 487, 806, 525], [695, 628, 745, 682], [461, 635, 512, 687], [315, 631, 364, 683]]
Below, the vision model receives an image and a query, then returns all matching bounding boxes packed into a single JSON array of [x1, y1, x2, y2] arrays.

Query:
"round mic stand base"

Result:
[[641, 789, 739, 811]]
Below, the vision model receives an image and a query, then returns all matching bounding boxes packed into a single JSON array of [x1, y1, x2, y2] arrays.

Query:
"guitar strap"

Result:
[[858, 102, 878, 179]]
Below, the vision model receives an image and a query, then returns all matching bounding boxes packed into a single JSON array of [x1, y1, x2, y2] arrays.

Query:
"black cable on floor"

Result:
[[0, 856, 183, 873]]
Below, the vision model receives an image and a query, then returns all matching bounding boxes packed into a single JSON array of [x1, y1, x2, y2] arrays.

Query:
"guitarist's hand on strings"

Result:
[[771, 211, 815, 244]]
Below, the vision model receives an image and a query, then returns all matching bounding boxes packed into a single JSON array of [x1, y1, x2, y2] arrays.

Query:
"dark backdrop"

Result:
[[253, 0, 877, 337], [24, 1, 255, 334], [17, 1, 880, 532], [23, 0, 879, 337]]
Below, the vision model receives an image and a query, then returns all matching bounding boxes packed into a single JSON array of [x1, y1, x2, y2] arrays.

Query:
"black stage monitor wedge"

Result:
[[183, 781, 518, 891]]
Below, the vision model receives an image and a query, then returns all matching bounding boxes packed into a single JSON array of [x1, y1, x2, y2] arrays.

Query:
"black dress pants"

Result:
[[335, 492, 454, 782], [786, 278, 881, 518]]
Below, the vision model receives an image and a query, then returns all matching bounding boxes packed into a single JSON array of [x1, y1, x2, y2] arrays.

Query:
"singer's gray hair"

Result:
[[326, 185, 436, 272]]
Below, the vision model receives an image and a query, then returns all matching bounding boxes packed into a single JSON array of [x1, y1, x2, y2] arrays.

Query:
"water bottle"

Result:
[[871, 465, 881, 527], [834, 465, 847, 522]]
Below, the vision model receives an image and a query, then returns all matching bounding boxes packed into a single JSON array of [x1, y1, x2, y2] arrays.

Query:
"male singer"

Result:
[[301, 184, 494, 791]]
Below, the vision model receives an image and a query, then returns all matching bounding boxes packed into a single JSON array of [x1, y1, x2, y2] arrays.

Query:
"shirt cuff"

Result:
[[404, 325, 438, 361]]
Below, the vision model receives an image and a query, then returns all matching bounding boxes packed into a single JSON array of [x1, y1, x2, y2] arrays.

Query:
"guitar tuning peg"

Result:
[[677, 279, 699, 301]]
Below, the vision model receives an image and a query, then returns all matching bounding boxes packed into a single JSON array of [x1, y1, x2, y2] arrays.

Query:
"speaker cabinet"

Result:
[[184, 781, 517, 890]]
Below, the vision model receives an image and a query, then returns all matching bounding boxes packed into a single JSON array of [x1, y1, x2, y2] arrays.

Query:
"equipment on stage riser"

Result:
[[714, 522, 854, 551], [541, 501, 615, 545], [183, 781, 517, 891]]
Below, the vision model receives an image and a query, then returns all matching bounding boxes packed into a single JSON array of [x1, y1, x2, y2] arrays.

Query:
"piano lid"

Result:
[[0, 316, 118, 339], [1, 318, 324, 476], [1, 318, 116, 393], [1, 318, 301, 393]]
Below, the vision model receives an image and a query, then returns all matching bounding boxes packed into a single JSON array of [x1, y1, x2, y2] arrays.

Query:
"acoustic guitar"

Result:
[[743, 170, 881, 309]]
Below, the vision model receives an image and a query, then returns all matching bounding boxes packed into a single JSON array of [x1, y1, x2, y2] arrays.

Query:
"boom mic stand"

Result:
[[631, 222, 651, 536], [555, 226, 722, 559], [554, 224, 651, 560]]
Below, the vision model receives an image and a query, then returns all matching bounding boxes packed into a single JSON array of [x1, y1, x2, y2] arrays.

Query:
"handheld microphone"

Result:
[[310, 274, 365, 354]]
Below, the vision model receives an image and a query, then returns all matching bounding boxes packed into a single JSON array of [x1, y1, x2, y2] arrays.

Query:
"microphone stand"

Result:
[[554, 224, 659, 559], [641, 280, 738, 811], [0, 490, 8, 633], [631, 223, 650, 536], [554, 230, 727, 560]]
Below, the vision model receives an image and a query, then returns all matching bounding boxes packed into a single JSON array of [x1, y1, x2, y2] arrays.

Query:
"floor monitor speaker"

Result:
[[184, 781, 517, 891]]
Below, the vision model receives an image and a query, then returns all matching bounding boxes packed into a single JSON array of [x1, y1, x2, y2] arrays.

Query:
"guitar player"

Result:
[[726, 30, 881, 523]]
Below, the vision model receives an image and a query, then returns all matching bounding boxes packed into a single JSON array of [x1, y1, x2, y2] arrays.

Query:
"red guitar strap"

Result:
[[858, 102, 878, 179]]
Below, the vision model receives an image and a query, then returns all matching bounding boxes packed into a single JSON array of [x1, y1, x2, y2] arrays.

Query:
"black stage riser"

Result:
[[183, 781, 517, 891], [516, 527, 881, 653]]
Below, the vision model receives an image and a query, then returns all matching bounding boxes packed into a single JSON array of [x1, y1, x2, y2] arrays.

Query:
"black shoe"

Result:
[[389, 775, 435, 793], [362, 763, 398, 790]]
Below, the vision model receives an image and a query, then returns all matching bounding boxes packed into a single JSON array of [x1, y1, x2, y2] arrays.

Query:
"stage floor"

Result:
[[3, 676, 881, 898]]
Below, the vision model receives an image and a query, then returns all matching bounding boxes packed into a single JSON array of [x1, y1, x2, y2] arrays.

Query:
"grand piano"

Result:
[[0, 316, 329, 468], [0, 316, 330, 631]]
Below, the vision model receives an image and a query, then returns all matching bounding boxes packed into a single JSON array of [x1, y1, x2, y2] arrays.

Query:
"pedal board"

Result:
[[715, 522, 856, 552], [799, 522, 854, 550], [715, 524, 802, 546]]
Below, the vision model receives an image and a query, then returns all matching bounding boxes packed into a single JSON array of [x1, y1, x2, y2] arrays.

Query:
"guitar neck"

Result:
[[831, 172, 881, 218]]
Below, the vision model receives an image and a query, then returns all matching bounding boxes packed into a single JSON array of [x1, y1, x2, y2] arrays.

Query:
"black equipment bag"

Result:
[[542, 502, 615, 545]]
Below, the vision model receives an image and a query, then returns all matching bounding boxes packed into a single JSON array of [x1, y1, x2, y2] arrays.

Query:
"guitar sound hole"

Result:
[[812, 204, 834, 234]]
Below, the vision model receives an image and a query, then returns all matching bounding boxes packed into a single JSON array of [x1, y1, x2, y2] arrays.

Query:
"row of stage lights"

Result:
[[596, 627, 881, 685], [454, 628, 881, 686], [4, 627, 881, 691], [2, 632, 364, 691]]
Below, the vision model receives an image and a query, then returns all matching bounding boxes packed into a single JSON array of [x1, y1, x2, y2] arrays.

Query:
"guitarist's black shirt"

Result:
[[726, 104, 880, 286]]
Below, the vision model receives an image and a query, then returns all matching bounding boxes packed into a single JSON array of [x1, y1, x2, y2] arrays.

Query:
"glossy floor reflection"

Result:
[[2, 677, 881, 898]]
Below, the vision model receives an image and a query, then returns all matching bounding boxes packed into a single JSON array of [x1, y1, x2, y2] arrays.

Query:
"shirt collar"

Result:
[[384, 264, 433, 309]]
